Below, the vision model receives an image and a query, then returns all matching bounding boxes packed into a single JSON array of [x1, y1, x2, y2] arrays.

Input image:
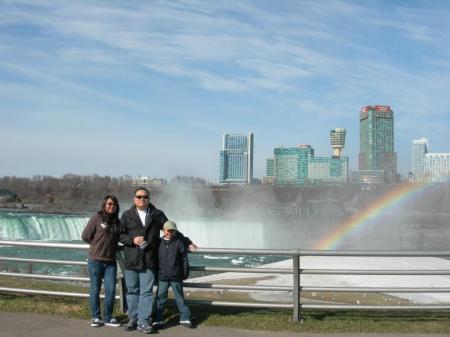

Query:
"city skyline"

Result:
[[1, 1, 450, 181]]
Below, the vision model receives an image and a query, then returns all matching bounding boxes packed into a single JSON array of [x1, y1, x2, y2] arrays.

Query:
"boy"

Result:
[[153, 220, 193, 329]]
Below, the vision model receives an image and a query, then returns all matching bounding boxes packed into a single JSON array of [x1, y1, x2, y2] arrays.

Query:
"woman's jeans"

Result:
[[87, 258, 117, 321], [156, 280, 190, 322]]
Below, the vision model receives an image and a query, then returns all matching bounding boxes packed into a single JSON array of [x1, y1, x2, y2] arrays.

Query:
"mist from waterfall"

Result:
[[1, 183, 450, 250]]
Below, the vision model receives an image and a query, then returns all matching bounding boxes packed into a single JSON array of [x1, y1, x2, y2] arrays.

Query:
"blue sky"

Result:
[[1, 0, 450, 182]]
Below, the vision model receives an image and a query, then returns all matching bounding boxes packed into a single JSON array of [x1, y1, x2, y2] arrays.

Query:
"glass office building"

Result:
[[274, 145, 313, 185], [412, 138, 450, 183], [219, 133, 254, 184], [308, 156, 348, 184], [359, 105, 397, 183], [274, 145, 348, 185], [262, 158, 275, 184], [266, 158, 275, 177]]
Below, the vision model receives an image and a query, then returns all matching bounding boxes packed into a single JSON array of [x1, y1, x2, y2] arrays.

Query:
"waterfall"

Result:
[[3, 210, 449, 250], [0, 212, 89, 241], [0, 212, 266, 247]]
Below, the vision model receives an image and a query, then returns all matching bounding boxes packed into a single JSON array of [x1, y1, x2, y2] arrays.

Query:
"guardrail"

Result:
[[1, 240, 450, 322]]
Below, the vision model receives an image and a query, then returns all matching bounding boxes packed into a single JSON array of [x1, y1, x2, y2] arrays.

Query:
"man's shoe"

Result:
[[152, 321, 165, 328], [123, 318, 137, 331], [137, 323, 155, 334], [180, 320, 193, 328], [90, 318, 103, 327], [104, 318, 121, 327]]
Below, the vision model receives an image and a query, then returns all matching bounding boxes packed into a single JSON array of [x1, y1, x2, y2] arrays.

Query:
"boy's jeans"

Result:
[[124, 268, 155, 325], [87, 258, 117, 321], [156, 280, 190, 322]]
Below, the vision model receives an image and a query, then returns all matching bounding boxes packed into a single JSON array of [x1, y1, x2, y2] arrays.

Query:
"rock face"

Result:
[[0, 189, 24, 209]]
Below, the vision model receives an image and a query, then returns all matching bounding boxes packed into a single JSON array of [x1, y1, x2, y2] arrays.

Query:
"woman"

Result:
[[81, 195, 121, 327]]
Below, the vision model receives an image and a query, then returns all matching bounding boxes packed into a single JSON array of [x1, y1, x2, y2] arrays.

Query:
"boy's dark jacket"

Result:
[[119, 203, 192, 270], [158, 236, 190, 281]]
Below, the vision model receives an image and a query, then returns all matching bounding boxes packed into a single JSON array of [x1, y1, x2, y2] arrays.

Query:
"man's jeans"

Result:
[[156, 280, 190, 322], [87, 258, 117, 321], [124, 269, 155, 325]]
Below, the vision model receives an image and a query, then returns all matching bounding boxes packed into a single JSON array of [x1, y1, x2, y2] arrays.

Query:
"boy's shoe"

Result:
[[123, 318, 137, 331], [180, 320, 193, 328], [104, 318, 121, 327], [137, 323, 155, 334], [90, 318, 103, 327]]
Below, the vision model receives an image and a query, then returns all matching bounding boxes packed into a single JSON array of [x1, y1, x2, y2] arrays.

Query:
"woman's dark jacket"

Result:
[[119, 203, 191, 270], [158, 236, 189, 282], [81, 213, 121, 262]]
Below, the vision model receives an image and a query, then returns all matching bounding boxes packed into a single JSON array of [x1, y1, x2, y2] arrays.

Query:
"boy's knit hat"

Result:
[[163, 220, 177, 231]]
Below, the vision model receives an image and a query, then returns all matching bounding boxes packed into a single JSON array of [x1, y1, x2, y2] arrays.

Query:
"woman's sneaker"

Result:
[[90, 318, 103, 327], [104, 318, 121, 327]]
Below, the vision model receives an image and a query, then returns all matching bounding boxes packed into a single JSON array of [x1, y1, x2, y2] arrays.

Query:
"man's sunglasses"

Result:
[[135, 195, 149, 200]]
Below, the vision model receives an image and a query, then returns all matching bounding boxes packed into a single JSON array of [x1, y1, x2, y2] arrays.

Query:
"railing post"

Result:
[[292, 251, 300, 322], [116, 252, 128, 314], [117, 276, 127, 314]]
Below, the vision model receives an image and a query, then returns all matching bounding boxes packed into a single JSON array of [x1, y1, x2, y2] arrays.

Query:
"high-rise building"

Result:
[[219, 133, 254, 184], [266, 158, 275, 177], [411, 138, 428, 183], [330, 128, 346, 158], [359, 105, 397, 183], [308, 156, 349, 184], [273, 143, 348, 185], [274, 145, 313, 185], [412, 138, 450, 183], [262, 158, 275, 184]]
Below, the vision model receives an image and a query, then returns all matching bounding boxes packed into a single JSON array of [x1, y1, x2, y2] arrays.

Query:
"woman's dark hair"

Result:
[[98, 194, 120, 225]]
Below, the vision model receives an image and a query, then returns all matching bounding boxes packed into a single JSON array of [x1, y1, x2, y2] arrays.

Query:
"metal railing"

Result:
[[1, 240, 450, 322]]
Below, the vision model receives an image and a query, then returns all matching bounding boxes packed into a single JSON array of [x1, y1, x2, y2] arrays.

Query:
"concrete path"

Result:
[[1, 312, 450, 337]]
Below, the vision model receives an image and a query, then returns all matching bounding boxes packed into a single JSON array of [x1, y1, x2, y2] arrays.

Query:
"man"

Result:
[[120, 187, 196, 334]]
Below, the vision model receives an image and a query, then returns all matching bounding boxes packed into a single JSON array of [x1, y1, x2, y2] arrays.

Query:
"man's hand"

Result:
[[133, 236, 145, 246], [189, 243, 198, 251]]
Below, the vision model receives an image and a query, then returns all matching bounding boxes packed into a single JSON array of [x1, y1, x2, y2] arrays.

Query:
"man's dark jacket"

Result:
[[119, 203, 191, 270], [158, 236, 189, 282]]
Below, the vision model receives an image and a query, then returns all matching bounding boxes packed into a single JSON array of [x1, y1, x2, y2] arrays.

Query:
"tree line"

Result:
[[0, 174, 208, 213], [1, 174, 449, 215]]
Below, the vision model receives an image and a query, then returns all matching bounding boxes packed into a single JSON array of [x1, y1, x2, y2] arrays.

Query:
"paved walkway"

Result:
[[2, 312, 450, 337]]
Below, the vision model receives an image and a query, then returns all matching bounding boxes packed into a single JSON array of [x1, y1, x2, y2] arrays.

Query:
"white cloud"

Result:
[[1, 0, 450, 178]]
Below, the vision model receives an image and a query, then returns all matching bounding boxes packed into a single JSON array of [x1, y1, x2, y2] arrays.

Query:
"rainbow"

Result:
[[315, 183, 430, 250]]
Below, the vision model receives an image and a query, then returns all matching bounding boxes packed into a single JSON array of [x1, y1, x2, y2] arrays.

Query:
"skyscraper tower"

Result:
[[411, 138, 428, 183], [412, 138, 450, 183], [330, 128, 346, 158], [219, 133, 254, 184], [359, 105, 397, 183]]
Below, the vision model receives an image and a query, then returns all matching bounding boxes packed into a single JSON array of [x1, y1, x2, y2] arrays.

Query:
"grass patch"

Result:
[[195, 306, 450, 333], [2, 276, 450, 333]]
